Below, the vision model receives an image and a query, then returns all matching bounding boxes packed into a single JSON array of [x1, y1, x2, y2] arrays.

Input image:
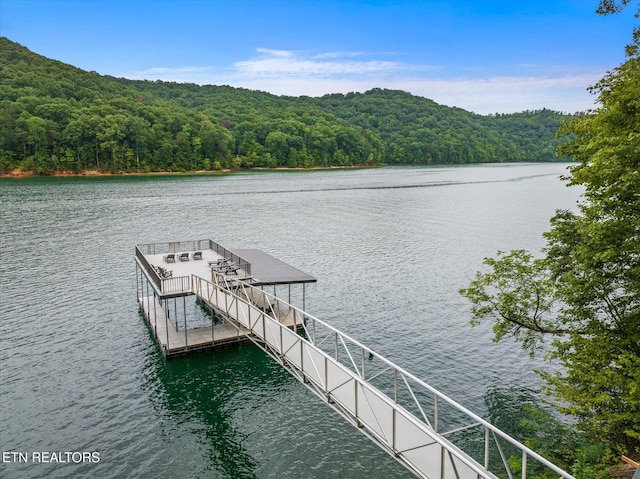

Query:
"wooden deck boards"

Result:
[[138, 296, 249, 356], [138, 295, 303, 357]]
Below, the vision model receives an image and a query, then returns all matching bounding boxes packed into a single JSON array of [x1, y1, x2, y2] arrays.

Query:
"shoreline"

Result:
[[0, 164, 379, 178], [0, 161, 568, 179]]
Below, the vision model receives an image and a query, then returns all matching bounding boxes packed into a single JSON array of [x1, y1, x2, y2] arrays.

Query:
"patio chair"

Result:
[[179, 252, 190, 262], [163, 253, 176, 263], [157, 267, 173, 279], [192, 251, 203, 260]]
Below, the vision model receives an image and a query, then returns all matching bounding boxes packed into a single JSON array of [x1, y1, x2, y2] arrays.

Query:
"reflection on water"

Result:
[[145, 347, 413, 478], [0, 164, 582, 478], [149, 350, 261, 479]]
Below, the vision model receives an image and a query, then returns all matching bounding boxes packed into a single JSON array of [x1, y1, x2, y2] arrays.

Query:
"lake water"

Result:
[[0, 163, 582, 478]]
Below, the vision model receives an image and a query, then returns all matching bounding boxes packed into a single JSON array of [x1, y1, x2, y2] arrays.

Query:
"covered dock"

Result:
[[135, 239, 316, 357], [133, 239, 575, 479]]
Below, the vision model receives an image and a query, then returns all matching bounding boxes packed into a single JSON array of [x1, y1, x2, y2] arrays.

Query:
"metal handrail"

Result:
[[135, 246, 190, 295], [160, 276, 191, 294], [135, 247, 161, 290], [136, 239, 252, 277], [193, 275, 489, 478], [193, 274, 575, 479]]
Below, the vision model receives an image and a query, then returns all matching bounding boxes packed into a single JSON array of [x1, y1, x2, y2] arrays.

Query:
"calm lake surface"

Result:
[[0, 163, 582, 479]]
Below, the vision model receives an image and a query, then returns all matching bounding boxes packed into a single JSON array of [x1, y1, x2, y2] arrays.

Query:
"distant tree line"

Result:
[[0, 37, 570, 175]]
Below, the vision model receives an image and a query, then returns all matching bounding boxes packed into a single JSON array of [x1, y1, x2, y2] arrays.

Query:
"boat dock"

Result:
[[135, 239, 315, 357], [134, 239, 575, 479]]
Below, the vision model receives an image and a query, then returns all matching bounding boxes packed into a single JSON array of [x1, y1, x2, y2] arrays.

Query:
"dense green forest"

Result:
[[0, 37, 571, 175]]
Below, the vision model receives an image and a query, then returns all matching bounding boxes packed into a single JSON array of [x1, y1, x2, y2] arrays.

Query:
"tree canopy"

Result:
[[460, 3, 640, 473], [0, 37, 569, 175]]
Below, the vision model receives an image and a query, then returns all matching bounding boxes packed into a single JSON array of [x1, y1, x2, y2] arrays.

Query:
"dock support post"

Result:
[[152, 288, 157, 333], [163, 298, 169, 350], [183, 295, 187, 350]]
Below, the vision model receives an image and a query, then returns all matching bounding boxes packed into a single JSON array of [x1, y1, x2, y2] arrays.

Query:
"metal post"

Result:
[[434, 394, 439, 433], [165, 298, 169, 350], [183, 295, 187, 349], [143, 272, 147, 318], [235, 293, 239, 340], [152, 285, 157, 332], [324, 356, 329, 399], [521, 451, 527, 479], [355, 380, 359, 426], [293, 302, 298, 334], [300, 338, 305, 381], [170, 297, 174, 325], [280, 321, 284, 359], [394, 368, 398, 403], [312, 317, 317, 344], [484, 427, 490, 470]]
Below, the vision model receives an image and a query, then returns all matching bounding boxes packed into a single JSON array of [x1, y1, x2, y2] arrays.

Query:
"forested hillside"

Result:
[[314, 90, 567, 163], [0, 37, 571, 175]]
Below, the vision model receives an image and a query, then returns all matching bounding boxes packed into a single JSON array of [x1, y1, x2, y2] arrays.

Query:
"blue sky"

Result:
[[0, 0, 636, 114]]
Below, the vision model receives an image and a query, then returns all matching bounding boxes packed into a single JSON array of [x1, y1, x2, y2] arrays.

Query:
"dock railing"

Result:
[[136, 239, 213, 255], [136, 240, 251, 276], [135, 246, 161, 291], [192, 274, 575, 479], [135, 246, 190, 294], [135, 240, 252, 295]]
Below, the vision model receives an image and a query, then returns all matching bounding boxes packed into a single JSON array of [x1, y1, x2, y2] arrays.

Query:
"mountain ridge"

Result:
[[0, 37, 571, 175]]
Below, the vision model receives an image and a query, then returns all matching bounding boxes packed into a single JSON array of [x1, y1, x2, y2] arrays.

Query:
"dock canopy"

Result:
[[233, 249, 317, 286]]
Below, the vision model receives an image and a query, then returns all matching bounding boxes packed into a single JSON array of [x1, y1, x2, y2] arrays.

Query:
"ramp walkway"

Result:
[[192, 274, 575, 479]]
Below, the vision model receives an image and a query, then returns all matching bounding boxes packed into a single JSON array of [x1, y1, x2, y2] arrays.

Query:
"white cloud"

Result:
[[233, 48, 403, 77], [255, 48, 293, 57], [122, 48, 603, 114], [391, 74, 601, 114], [313, 51, 371, 59]]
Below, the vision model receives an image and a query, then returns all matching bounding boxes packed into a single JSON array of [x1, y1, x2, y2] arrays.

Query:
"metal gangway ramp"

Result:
[[192, 274, 575, 479]]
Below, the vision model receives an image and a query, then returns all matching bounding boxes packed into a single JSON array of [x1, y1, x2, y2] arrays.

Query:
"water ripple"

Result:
[[0, 164, 580, 479]]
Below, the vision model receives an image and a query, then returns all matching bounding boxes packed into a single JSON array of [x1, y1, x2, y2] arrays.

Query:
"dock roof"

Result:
[[233, 249, 317, 286]]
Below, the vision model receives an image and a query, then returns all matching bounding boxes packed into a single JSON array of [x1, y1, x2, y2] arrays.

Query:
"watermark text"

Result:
[[2, 451, 100, 464]]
